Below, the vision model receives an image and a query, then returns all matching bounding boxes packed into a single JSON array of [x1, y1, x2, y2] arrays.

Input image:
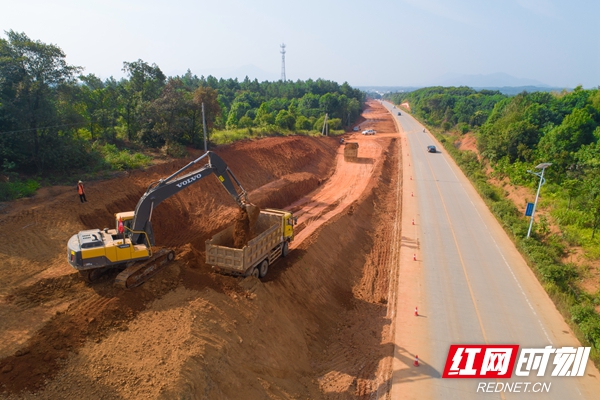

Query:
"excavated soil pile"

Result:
[[0, 135, 337, 393], [0, 100, 401, 399], [232, 208, 251, 248]]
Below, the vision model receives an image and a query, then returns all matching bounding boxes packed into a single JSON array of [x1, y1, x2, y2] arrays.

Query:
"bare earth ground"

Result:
[[0, 101, 402, 399]]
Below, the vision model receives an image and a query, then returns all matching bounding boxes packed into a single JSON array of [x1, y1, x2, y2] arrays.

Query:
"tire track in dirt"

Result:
[[0, 101, 402, 399], [0, 136, 339, 396]]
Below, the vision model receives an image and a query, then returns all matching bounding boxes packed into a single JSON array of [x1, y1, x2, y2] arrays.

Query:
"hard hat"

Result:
[[78, 180, 82, 183]]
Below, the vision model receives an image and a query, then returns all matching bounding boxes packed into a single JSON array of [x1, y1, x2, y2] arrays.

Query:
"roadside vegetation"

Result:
[[386, 86, 600, 363], [0, 30, 363, 201]]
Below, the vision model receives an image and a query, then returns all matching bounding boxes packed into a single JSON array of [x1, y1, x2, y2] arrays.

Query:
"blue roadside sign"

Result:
[[525, 202, 534, 217]]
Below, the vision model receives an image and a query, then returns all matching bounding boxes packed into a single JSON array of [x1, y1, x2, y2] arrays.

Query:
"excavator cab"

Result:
[[111, 211, 134, 239]]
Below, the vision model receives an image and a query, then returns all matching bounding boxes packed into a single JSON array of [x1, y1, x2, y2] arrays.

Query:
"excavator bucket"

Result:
[[244, 203, 261, 227]]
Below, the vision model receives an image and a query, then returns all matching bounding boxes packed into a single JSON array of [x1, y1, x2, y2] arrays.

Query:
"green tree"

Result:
[[0, 30, 82, 173], [537, 108, 597, 170], [295, 115, 311, 130], [140, 78, 192, 147], [254, 103, 275, 126], [319, 93, 339, 115], [238, 116, 253, 128], [275, 110, 295, 130], [193, 86, 221, 133], [226, 101, 251, 129], [122, 59, 166, 102]]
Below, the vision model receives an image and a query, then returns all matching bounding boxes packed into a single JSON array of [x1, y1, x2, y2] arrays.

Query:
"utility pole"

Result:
[[202, 102, 208, 153], [526, 162, 552, 238], [321, 113, 329, 136], [280, 43, 286, 81]]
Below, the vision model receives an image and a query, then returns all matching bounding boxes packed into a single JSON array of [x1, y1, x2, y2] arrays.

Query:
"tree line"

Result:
[[386, 85, 600, 237], [386, 86, 506, 133], [0, 30, 364, 177]]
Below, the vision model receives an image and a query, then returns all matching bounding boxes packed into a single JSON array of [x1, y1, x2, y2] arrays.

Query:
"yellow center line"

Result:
[[413, 129, 513, 400], [413, 130, 488, 344], [390, 107, 507, 399]]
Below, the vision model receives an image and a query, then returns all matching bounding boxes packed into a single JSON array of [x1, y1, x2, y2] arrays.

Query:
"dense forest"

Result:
[[0, 30, 364, 188], [386, 86, 600, 194], [386, 86, 507, 133]]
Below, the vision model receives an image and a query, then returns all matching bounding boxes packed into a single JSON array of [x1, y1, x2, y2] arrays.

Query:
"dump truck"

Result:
[[67, 151, 259, 288], [206, 208, 296, 278], [344, 142, 359, 161]]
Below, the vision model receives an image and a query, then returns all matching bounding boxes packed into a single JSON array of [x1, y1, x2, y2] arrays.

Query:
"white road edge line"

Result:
[[438, 150, 553, 344]]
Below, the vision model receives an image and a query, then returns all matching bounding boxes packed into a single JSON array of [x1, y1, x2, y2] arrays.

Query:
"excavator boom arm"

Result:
[[130, 151, 248, 245]]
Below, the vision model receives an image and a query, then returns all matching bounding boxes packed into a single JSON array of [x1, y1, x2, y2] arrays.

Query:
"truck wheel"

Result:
[[259, 260, 269, 278], [282, 241, 289, 257], [250, 267, 260, 278]]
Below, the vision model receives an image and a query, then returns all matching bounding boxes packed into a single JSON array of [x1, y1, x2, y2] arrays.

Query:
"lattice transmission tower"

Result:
[[280, 43, 286, 81]]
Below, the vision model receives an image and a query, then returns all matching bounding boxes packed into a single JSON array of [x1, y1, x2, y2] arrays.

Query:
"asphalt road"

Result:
[[383, 101, 600, 399]]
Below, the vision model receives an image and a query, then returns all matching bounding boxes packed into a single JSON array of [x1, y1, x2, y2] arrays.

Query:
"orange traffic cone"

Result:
[[410, 176, 412, 180], [413, 253, 417, 261], [412, 218, 415, 225], [414, 355, 419, 367], [414, 307, 418, 316], [411, 192, 413, 197]]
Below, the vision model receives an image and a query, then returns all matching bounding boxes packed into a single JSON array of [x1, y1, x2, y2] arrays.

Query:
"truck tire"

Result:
[[250, 267, 260, 278], [282, 241, 289, 257], [259, 260, 269, 278]]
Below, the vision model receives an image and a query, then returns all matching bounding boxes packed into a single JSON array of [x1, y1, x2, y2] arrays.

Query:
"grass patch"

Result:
[[209, 126, 343, 145], [0, 179, 41, 202], [96, 143, 152, 171]]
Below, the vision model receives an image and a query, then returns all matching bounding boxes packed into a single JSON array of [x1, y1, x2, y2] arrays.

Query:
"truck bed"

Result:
[[206, 210, 285, 275]]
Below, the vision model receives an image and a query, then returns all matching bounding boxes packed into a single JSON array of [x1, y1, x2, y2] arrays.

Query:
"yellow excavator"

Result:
[[67, 151, 259, 288]]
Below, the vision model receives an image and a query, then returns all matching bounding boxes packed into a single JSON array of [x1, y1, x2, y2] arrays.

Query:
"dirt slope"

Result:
[[0, 101, 402, 399]]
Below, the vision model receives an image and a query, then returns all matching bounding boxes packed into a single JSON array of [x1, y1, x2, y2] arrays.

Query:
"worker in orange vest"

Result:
[[77, 180, 87, 203]]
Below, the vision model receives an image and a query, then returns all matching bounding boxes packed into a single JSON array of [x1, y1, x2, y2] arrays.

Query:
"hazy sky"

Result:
[[1, 0, 598, 88]]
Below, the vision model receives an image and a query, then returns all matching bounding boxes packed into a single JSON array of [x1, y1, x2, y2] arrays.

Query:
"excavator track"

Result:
[[114, 249, 175, 289]]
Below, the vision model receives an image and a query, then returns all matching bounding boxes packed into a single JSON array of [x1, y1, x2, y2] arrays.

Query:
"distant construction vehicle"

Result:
[[67, 151, 260, 288], [206, 208, 296, 278], [344, 142, 359, 161]]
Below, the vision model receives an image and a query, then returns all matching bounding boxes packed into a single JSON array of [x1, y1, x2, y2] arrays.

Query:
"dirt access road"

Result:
[[0, 100, 404, 399]]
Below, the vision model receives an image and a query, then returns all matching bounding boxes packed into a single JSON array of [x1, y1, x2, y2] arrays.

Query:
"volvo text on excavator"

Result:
[[67, 151, 259, 288]]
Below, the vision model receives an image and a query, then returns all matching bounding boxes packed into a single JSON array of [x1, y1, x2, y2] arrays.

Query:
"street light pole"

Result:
[[526, 162, 552, 239]]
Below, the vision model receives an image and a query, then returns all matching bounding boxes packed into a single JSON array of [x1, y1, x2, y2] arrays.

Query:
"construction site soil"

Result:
[[0, 101, 402, 399]]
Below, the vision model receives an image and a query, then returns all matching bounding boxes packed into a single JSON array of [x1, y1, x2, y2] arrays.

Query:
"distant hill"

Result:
[[355, 86, 421, 95], [432, 72, 549, 88], [471, 86, 570, 95], [357, 83, 570, 97]]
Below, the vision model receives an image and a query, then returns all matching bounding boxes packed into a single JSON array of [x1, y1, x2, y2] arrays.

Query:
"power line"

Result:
[[0, 121, 87, 135]]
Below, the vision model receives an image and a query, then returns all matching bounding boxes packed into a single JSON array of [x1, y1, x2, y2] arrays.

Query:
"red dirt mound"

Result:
[[0, 100, 400, 399], [0, 136, 338, 392], [232, 208, 251, 248]]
